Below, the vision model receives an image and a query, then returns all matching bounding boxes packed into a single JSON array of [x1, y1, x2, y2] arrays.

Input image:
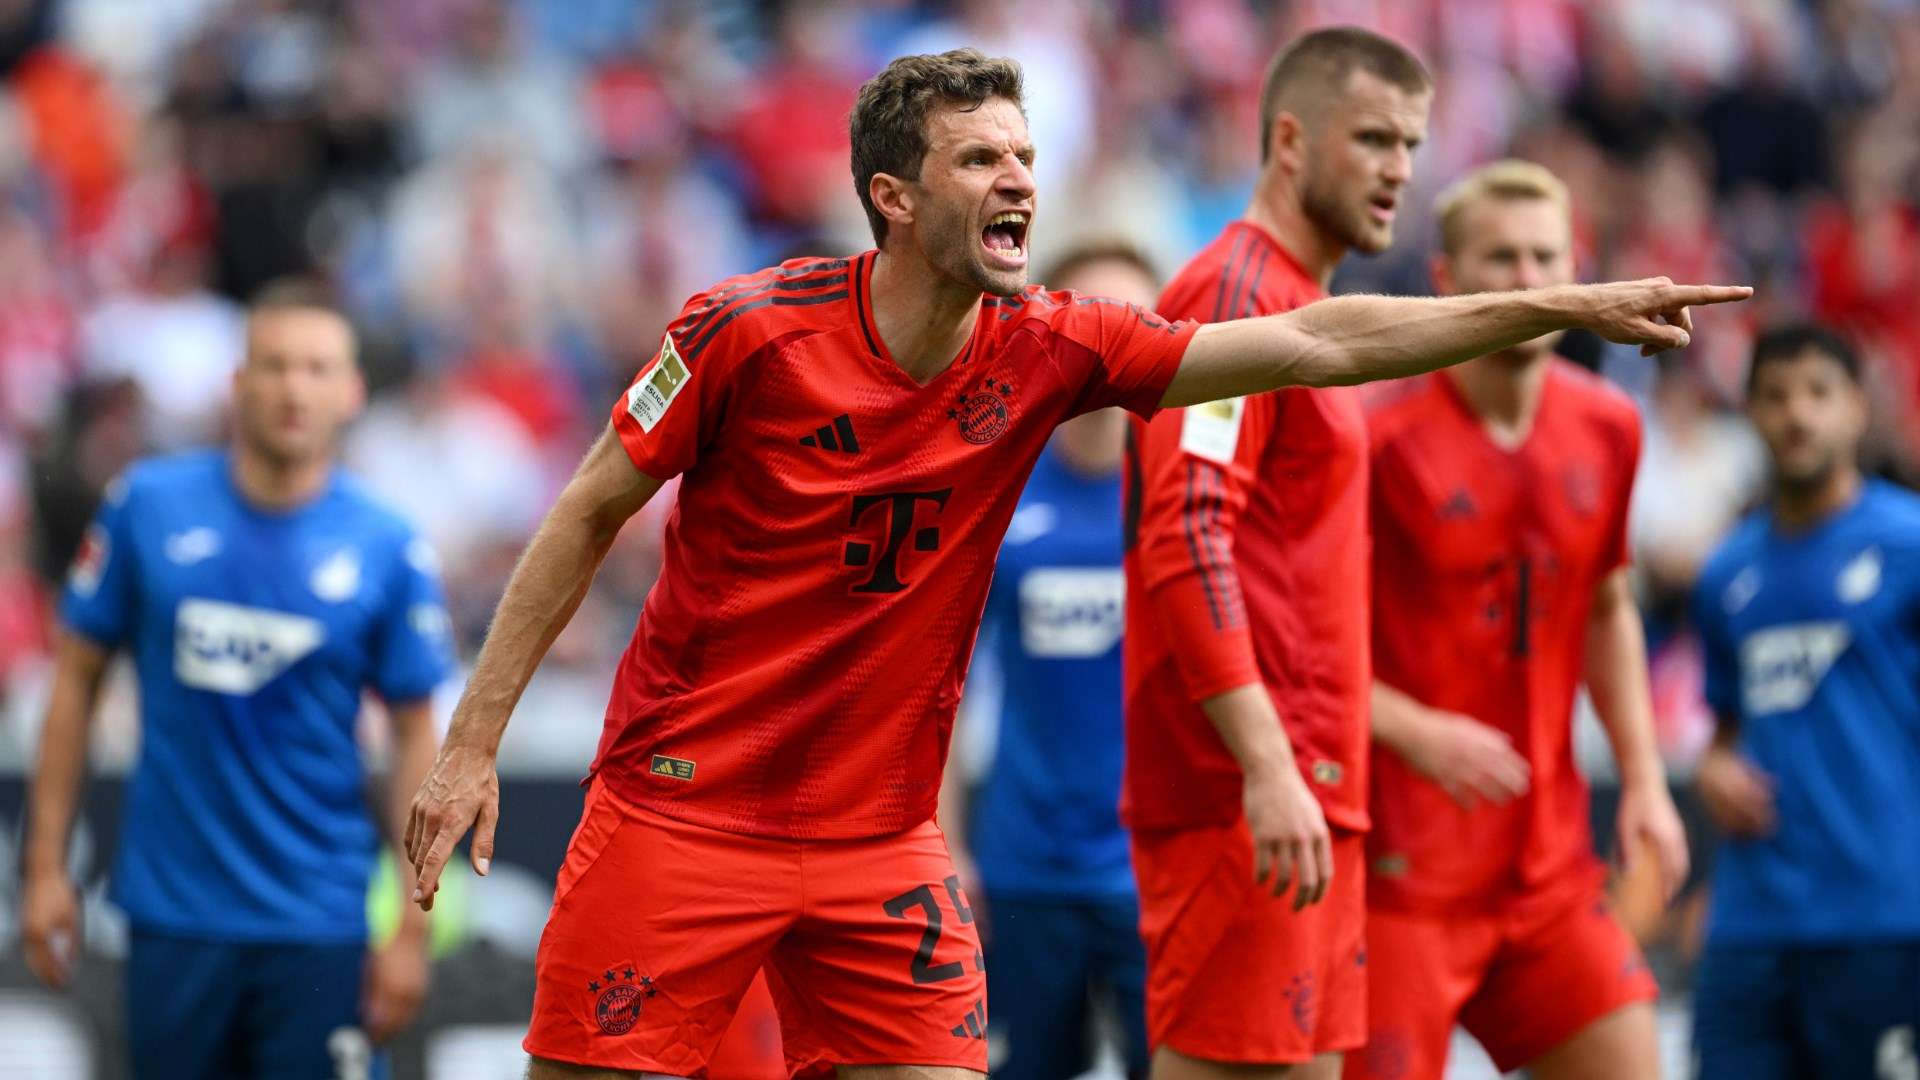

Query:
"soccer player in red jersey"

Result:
[[399, 49, 1741, 1078], [1350, 161, 1693, 1080], [1124, 27, 1429, 1080]]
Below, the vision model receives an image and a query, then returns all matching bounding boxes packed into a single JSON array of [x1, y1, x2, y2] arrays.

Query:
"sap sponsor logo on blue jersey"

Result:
[[1740, 621, 1850, 716], [174, 598, 326, 695], [1018, 567, 1124, 658]]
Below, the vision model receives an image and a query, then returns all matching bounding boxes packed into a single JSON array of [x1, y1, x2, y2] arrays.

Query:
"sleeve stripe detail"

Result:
[[1210, 231, 1252, 323], [1197, 464, 1245, 630], [678, 265, 850, 354], [1235, 247, 1271, 318], [1181, 458, 1224, 629], [682, 289, 849, 363]]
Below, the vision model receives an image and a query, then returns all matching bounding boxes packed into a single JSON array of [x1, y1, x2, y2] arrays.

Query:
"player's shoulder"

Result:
[[1697, 510, 1768, 593], [1159, 222, 1317, 321], [1861, 480, 1920, 544], [116, 448, 226, 504], [329, 471, 429, 549], [992, 285, 1174, 342], [665, 254, 854, 362], [1358, 372, 1444, 434], [1549, 359, 1640, 428]]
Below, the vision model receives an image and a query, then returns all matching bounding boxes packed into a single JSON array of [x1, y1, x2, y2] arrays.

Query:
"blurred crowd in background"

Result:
[[0, 0, 1917, 777]]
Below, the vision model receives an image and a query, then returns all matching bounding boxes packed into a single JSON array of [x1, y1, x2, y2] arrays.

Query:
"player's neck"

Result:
[[229, 443, 334, 512], [1447, 351, 1550, 450], [1244, 181, 1343, 288], [1773, 467, 1862, 532], [869, 249, 982, 385]]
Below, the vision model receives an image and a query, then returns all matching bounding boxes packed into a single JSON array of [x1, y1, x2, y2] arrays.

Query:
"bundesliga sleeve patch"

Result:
[[1179, 396, 1244, 463], [626, 333, 693, 433]]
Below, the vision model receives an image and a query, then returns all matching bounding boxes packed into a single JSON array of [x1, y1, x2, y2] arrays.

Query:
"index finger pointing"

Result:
[[1670, 284, 1753, 307]]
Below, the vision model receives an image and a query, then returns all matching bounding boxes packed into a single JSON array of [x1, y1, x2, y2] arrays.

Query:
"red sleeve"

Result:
[[1130, 392, 1276, 700], [1045, 294, 1200, 419], [1600, 406, 1644, 572], [609, 290, 747, 481]]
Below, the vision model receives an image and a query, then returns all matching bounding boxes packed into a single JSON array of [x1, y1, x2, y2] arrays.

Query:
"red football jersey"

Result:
[[1122, 221, 1373, 832], [1365, 361, 1642, 912], [595, 252, 1198, 839]]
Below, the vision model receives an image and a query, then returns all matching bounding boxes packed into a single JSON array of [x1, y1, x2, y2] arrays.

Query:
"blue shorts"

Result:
[[983, 893, 1149, 1080], [126, 929, 386, 1080], [1693, 941, 1920, 1080]]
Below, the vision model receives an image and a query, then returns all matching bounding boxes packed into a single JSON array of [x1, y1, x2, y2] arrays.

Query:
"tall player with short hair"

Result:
[[402, 50, 1744, 1079], [21, 281, 453, 1079], [1124, 26, 1430, 1080], [1351, 161, 1690, 1080], [1690, 326, 1920, 1080]]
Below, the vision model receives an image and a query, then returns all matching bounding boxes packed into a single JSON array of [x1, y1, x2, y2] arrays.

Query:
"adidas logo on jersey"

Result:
[[799, 414, 861, 454], [1740, 620, 1850, 716], [174, 598, 325, 695]]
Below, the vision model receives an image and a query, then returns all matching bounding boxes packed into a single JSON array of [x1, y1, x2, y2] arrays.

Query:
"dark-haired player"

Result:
[[1125, 27, 1430, 1079], [401, 49, 1745, 1080], [1352, 161, 1689, 1080], [22, 281, 453, 1080], [1690, 325, 1920, 1080]]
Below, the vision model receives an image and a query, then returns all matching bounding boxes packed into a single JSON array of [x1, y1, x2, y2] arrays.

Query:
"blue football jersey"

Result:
[[969, 446, 1133, 901], [1692, 480, 1920, 945], [61, 449, 454, 943]]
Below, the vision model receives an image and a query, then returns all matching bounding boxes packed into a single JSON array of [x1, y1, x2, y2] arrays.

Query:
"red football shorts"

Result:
[[523, 780, 988, 1077], [1131, 821, 1367, 1064], [1350, 890, 1658, 1080]]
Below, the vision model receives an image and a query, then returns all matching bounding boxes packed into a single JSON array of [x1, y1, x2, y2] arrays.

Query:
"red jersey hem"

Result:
[[595, 766, 934, 842]]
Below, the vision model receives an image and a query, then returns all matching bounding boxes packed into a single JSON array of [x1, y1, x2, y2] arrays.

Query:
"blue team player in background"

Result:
[[939, 243, 1158, 1080], [21, 280, 454, 1079], [1690, 325, 1920, 1080]]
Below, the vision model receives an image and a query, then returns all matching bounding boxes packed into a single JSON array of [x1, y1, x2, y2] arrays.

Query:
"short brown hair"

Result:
[[849, 49, 1025, 246], [1258, 27, 1431, 163], [248, 276, 346, 319], [1433, 159, 1570, 255], [1041, 240, 1159, 291]]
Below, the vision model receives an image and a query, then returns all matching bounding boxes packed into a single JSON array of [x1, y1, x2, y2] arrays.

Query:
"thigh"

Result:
[[524, 782, 798, 1077], [1087, 893, 1151, 1078], [1461, 892, 1658, 1074], [242, 941, 385, 1080], [1348, 906, 1492, 1080], [982, 896, 1094, 1080], [1796, 943, 1920, 1080], [126, 931, 245, 1080], [1131, 822, 1365, 1067], [767, 820, 987, 1078], [1691, 945, 1802, 1080]]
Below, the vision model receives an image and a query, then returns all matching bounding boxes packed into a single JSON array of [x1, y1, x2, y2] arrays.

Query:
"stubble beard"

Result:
[[1302, 167, 1391, 255]]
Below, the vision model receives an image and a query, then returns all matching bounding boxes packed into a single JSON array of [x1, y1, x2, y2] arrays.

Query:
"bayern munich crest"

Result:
[[588, 964, 655, 1036], [950, 380, 1014, 444]]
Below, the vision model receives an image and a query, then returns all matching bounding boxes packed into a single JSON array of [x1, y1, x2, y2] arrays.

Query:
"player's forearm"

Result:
[[444, 509, 620, 754], [1200, 684, 1297, 781], [1585, 579, 1665, 789], [1171, 288, 1578, 404], [1369, 679, 1435, 758], [25, 635, 110, 876], [386, 702, 439, 937]]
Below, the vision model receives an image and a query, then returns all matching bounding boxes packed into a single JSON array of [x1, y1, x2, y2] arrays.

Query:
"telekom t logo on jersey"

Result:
[[844, 489, 952, 594]]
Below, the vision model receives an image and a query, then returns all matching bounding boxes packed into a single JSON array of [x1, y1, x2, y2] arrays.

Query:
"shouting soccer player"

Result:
[[402, 51, 1743, 1079], [22, 281, 453, 1080], [1690, 326, 1920, 1080], [1124, 28, 1428, 1079], [1351, 161, 1691, 1080]]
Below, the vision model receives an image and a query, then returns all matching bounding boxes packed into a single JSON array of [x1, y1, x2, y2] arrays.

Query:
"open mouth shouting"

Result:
[[981, 210, 1030, 269], [1367, 191, 1398, 226]]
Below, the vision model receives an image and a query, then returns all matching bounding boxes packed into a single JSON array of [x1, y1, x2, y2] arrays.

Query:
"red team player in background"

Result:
[[1124, 28, 1429, 1080], [1352, 161, 1692, 1080], [399, 47, 1742, 1078]]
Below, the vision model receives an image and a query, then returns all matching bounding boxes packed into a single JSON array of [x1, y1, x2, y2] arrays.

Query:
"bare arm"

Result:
[[1162, 279, 1751, 407], [1370, 680, 1530, 808], [1585, 568, 1689, 899], [1200, 684, 1332, 909], [22, 632, 113, 988], [405, 428, 662, 908], [364, 698, 439, 1041]]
